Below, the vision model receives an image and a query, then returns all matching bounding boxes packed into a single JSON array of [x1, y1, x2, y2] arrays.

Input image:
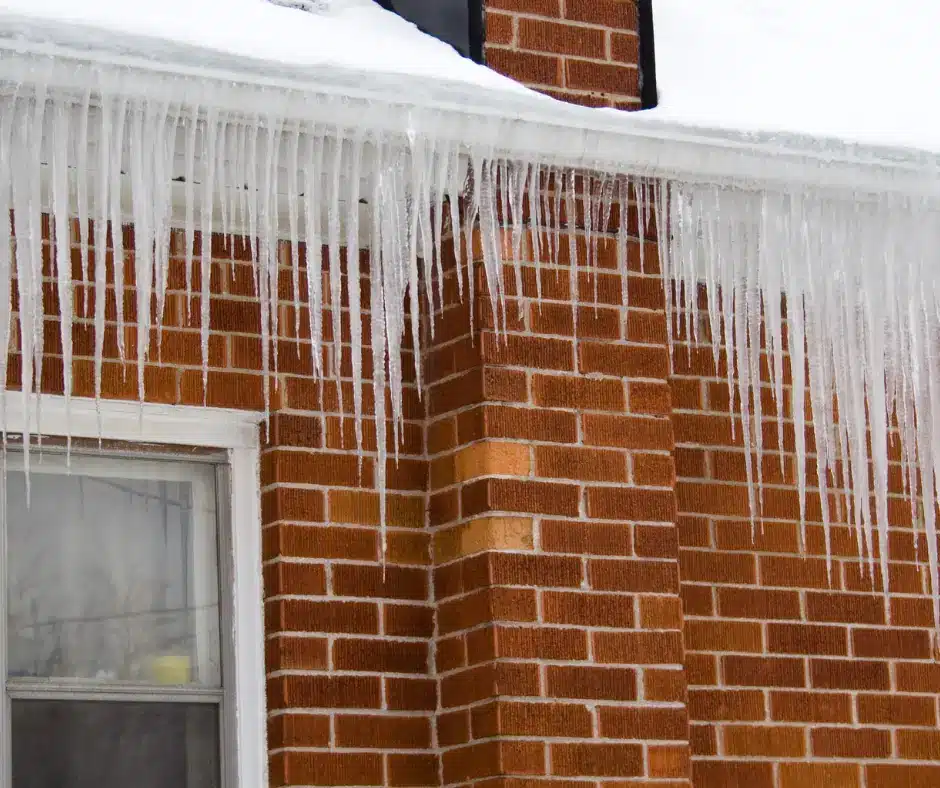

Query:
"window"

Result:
[[0, 397, 265, 788]]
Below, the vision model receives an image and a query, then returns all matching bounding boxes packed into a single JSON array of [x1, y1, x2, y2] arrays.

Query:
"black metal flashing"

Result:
[[637, 0, 658, 109], [376, 0, 485, 64]]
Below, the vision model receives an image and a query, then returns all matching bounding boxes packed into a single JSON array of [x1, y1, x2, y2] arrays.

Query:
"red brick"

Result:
[[543, 591, 635, 628], [779, 764, 860, 788], [266, 599, 378, 634], [386, 677, 436, 711], [806, 591, 886, 624], [767, 623, 848, 656], [485, 11, 515, 46], [810, 658, 889, 691], [531, 374, 625, 411], [588, 558, 678, 592], [550, 743, 643, 778], [717, 587, 802, 620], [812, 727, 892, 759], [688, 689, 764, 721], [487, 0, 560, 19], [679, 550, 755, 584], [867, 765, 940, 788], [566, 60, 639, 95], [540, 520, 632, 555], [723, 655, 805, 688], [586, 486, 676, 521], [599, 706, 687, 741], [594, 631, 683, 665], [334, 715, 431, 749], [897, 729, 940, 760], [535, 445, 627, 482], [518, 18, 605, 57], [495, 625, 589, 661], [583, 414, 673, 450], [268, 675, 381, 710], [724, 725, 805, 757], [462, 478, 580, 517], [684, 620, 762, 653], [897, 662, 940, 693], [691, 762, 774, 788], [857, 694, 936, 727], [495, 701, 593, 738], [268, 714, 330, 749], [770, 691, 852, 723], [579, 342, 669, 379], [387, 754, 438, 787], [275, 752, 383, 786], [564, 0, 636, 28], [546, 666, 637, 701], [852, 627, 930, 659], [332, 638, 427, 674]]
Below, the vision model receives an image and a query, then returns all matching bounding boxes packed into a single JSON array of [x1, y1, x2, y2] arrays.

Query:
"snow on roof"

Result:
[[647, 0, 940, 154], [0, 0, 530, 96]]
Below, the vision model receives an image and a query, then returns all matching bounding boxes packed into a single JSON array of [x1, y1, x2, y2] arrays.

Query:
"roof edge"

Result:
[[2, 21, 939, 199]]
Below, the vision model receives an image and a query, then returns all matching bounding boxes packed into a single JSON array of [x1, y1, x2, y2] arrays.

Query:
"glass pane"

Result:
[[12, 699, 220, 788], [5, 453, 222, 686]]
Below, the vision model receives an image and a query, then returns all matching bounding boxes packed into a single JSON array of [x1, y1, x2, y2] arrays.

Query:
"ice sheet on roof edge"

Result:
[[3, 79, 940, 641]]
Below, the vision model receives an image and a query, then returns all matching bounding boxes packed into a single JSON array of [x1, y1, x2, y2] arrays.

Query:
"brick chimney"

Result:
[[484, 0, 641, 108]]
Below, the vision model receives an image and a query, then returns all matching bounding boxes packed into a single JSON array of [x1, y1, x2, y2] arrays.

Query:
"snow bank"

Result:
[[649, 0, 940, 154]]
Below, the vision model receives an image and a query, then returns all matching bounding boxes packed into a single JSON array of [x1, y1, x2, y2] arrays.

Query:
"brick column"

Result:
[[428, 219, 692, 786], [261, 246, 437, 788]]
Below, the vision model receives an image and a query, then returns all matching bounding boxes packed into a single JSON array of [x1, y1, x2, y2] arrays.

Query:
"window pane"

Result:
[[12, 699, 220, 788], [5, 454, 222, 687]]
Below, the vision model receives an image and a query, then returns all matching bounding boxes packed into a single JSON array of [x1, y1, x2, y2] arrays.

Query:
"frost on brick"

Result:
[[2, 74, 940, 636]]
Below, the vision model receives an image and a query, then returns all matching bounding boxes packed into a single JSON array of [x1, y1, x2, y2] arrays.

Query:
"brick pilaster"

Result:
[[427, 216, 692, 786]]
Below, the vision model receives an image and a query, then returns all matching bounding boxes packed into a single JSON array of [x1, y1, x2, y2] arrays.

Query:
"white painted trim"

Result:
[[0, 394, 266, 788], [1, 394, 261, 451]]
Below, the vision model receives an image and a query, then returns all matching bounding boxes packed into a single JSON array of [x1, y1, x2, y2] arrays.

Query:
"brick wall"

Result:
[[670, 303, 940, 788], [484, 0, 641, 108]]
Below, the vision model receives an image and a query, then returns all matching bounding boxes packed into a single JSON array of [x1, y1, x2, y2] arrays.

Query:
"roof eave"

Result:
[[2, 20, 939, 200]]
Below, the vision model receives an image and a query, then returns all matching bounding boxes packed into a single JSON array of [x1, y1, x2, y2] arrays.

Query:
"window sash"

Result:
[[3, 448, 224, 693], [0, 394, 266, 788], [1, 448, 235, 788]]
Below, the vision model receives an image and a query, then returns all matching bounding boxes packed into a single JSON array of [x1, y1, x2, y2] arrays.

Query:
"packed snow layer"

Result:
[[0, 0, 530, 95], [648, 0, 940, 154]]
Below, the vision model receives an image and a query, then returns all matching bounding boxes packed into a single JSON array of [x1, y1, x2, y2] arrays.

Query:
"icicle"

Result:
[[75, 89, 92, 319], [346, 131, 365, 465], [183, 106, 198, 324], [92, 91, 113, 433], [286, 125, 301, 348], [447, 146, 465, 301], [110, 97, 127, 363], [431, 142, 449, 313], [0, 94, 14, 457], [327, 132, 345, 422], [370, 154, 389, 566], [565, 171, 579, 343], [528, 162, 544, 305], [50, 102, 72, 450], [200, 108, 220, 401]]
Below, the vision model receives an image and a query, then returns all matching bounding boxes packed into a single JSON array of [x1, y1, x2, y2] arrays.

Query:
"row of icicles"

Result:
[[2, 90, 940, 633]]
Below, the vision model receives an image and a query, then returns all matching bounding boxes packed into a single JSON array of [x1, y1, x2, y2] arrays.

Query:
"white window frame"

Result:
[[0, 394, 266, 788]]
